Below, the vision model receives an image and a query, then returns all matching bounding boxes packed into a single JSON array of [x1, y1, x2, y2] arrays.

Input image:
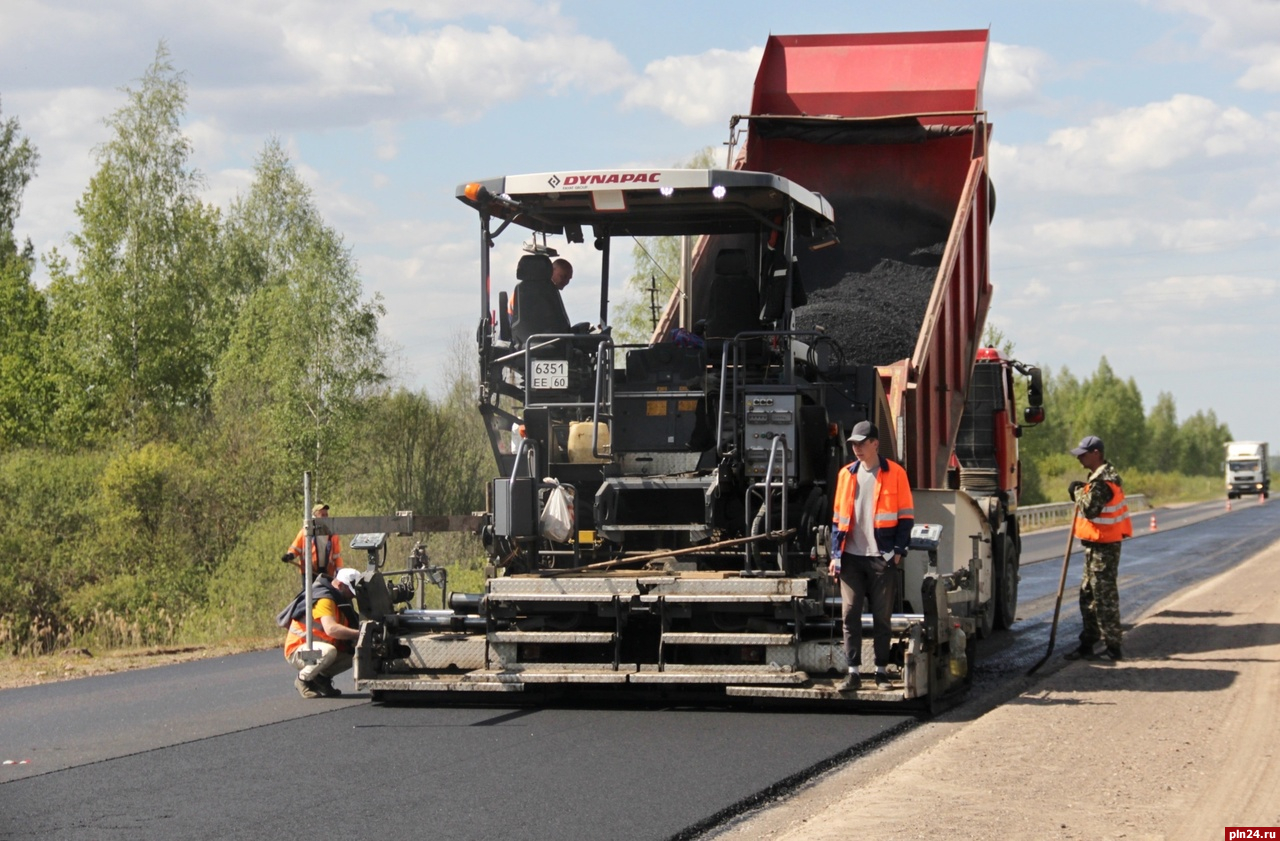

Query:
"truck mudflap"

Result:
[[354, 570, 974, 707]]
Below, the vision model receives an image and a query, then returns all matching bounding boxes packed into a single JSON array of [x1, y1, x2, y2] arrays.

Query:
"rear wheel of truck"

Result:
[[994, 534, 1019, 630]]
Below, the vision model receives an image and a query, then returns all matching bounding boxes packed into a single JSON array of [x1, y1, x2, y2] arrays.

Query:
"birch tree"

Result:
[[214, 138, 385, 495], [45, 44, 223, 444]]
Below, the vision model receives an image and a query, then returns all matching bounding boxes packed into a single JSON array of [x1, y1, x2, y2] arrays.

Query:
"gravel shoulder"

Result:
[[709, 536, 1280, 840]]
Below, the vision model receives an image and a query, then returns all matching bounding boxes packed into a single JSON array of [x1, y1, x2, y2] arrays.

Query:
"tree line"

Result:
[[1016, 356, 1230, 505], [0, 47, 491, 656]]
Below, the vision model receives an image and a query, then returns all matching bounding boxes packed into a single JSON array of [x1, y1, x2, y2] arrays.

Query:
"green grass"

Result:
[[3, 523, 495, 663], [1040, 468, 1223, 507]]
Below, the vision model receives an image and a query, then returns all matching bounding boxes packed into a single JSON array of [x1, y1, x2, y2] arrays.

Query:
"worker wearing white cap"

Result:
[[283, 566, 362, 698]]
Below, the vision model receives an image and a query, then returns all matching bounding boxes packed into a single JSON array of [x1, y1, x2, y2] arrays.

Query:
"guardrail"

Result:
[[1016, 494, 1149, 532]]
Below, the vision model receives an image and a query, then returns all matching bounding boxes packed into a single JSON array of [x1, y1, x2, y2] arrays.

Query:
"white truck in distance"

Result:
[[1225, 441, 1270, 500]]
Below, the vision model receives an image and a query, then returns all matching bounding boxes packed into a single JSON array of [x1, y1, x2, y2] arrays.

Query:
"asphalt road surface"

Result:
[[1, 496, 1274, 841]]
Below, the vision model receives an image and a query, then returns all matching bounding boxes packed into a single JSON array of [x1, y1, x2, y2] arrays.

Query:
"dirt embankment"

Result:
[[711, 538, 1280, 839]]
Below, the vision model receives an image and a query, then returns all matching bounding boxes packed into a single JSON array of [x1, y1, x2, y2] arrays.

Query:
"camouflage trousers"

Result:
[[1079, 541, 1122, 649]]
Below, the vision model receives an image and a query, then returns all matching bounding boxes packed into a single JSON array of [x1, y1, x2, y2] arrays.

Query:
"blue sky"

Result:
[[3, 0, 1279, 455]]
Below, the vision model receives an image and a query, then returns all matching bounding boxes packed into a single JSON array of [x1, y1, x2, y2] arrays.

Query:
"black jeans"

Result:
[[839, 554, 897, 668]]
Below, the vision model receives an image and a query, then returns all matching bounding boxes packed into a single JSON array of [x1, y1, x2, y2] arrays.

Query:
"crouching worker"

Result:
[[284, 566, 361, 699]]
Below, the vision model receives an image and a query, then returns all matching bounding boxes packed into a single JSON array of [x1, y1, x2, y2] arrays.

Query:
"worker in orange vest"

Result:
[[1064, 435, 1132, 662], [283, 566, 361, 698], [828, 420, 914, 692], [281, 502, 344, 581]]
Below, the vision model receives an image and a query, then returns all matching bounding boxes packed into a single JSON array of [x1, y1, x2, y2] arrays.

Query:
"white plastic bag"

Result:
[[539, 480, 575, 543]]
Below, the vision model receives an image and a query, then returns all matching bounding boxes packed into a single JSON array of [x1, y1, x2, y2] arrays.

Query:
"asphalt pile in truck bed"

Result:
[[792, 199, 948, 366]]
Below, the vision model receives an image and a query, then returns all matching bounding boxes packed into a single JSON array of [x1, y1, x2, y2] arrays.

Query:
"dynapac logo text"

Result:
[[557, 172, 662, 187]]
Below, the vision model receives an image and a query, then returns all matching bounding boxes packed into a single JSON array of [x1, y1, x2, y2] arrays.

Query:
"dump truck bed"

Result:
[[673, 30, 993, 489]]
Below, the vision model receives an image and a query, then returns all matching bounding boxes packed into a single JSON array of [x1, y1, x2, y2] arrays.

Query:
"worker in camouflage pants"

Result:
[[1064, 435, 1133, 662], [1078, 541, 1123, 654]]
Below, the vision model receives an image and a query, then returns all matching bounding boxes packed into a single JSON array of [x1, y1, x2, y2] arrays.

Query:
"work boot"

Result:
[[313, 675, 343, 697], [1063, 642, 1096, 661], [874, 670, 892, 689], [294, 676, 322, 699], [1100, 646, 1123, 662], [835, 671, 861, 692]]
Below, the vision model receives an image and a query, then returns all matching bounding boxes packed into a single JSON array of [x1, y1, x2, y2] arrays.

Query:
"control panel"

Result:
[[742, 393, 797, 480]]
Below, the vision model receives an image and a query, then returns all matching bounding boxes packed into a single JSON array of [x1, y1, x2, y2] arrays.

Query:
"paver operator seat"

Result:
[[510, 254, 571, 349], [704, 247, 764, 364]]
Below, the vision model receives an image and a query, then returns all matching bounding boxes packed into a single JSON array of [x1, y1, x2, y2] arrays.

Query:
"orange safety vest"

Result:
[[283, 596, 353, 659], [831, 457, 914, 556], [287, 530, 343, 579], [1073, 480, 1133, 543]]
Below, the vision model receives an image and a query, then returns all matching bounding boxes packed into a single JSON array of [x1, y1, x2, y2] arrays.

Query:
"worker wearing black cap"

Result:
[[1064, 435, 1132, 662], [828, 420, 914, 691]]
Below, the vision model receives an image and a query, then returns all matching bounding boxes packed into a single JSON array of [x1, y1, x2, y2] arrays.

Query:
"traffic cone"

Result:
[[1150, 514, 1158, 531], [1226, 499, 1232, 512]]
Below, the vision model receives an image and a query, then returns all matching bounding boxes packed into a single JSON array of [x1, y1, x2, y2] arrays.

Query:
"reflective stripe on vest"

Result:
[[288, 617, 339, 646], [1090, 501, 1129, 525], [833, 459, 912, 533], [1074, 480, 1133, 542]]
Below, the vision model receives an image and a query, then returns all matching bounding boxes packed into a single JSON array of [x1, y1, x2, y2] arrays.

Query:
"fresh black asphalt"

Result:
[[1, 690, 909, 840]]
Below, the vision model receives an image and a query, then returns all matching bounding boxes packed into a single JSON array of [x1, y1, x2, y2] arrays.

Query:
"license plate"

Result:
[[532, 360, 569, 390]]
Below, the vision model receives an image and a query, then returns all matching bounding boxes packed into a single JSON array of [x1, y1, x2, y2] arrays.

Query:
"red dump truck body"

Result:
[[740, 30, 994, 490]]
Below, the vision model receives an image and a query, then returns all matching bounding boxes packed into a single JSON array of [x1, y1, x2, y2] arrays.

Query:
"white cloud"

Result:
[[1144, 0, 1280, 90], [5, 87, 119, 256], [9, 86, 117, 150], [985, 42, 1051, 110], [184, 118, 235, 169], [1, 3, 635, 131], [184, 22, 635, 129], [1156, 217, 1272, 251], [372, 122, 399, 162], [992, 94, 1278, 195], [1055, 95, 1234, 171], [621, 47, 763, 127], [1129, 273, 1277, 308], [1028, 217, 1142, 252]]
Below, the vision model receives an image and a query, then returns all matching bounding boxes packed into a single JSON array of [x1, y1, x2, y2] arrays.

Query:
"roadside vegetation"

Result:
[[0, 48, 491, 673], [1014, 354, 1231, 506], [0, 50, 1233, 679]]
